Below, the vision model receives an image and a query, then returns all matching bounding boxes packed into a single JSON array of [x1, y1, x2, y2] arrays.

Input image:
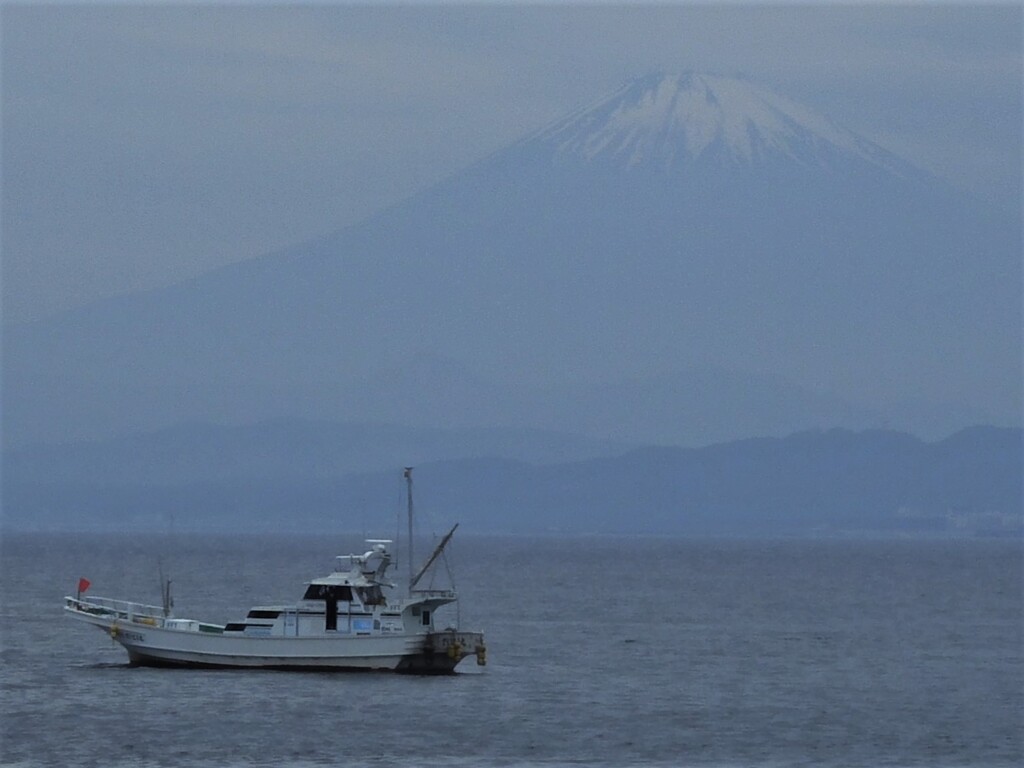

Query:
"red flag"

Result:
[[77, 577, 91, 595]]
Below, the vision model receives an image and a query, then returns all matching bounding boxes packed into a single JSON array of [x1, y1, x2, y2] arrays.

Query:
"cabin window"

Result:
[[224, 623, 247, 632], [247, 610, 281, 620], [355, 586, 384, 606], [303, 584, 352, 602], [421, 610, 430, 627]]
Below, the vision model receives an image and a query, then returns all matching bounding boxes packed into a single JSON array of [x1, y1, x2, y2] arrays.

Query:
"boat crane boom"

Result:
[[410, 523, 458, 591]]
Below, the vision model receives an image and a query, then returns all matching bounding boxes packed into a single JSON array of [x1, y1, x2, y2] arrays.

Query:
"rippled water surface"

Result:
[[1, 534, 1021, 767]]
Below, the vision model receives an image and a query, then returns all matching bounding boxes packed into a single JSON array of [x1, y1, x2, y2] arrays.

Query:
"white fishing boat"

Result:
[[64, 469, 486, 673]]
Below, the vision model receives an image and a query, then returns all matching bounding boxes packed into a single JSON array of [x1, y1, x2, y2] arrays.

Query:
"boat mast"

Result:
[[157, 560, 173, 617], [404, 467, 414, 591]]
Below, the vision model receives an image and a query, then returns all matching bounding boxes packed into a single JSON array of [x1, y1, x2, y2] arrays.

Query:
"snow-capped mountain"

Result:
[[3, 74, 1019, 448], [528, 73, 918, 178]]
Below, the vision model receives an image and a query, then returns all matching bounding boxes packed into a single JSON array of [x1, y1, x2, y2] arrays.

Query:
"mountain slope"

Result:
[[3, 73, 1019, 447], [4, 427, 1019, 536]]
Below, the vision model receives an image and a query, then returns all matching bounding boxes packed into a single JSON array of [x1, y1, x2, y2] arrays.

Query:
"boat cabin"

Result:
[[222, 540, 453, 638]]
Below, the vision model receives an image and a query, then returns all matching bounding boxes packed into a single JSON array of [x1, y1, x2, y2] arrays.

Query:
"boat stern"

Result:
[[397, 629, 487, 674]]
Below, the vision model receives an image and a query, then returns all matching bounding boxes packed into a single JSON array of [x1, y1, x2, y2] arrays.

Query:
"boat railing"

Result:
[[410, 588, 457, 599], [65, 594, 168, 623], [65, 595, 225, 634]]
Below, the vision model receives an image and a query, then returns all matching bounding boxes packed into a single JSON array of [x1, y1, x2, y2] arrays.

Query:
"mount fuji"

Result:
[[3, 73, 1019, 448], [528, 73, 922, 177]]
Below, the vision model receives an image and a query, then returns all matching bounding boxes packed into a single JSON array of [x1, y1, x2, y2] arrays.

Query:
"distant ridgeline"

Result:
[[3, 425, 1020, 537]]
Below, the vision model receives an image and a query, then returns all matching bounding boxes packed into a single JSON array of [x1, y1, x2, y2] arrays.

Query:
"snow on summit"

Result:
[[531, 73, 912, 176]]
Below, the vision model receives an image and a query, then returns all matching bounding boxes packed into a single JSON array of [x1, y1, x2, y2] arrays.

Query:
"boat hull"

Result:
[[67, 605, 482, 674], [123, 647, 464, 674]]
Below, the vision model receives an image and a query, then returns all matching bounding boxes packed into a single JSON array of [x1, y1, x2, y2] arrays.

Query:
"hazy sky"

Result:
[[3, 2, 1021, 323]]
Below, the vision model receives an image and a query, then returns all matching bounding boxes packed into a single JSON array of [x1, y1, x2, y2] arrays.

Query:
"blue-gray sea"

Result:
[[1, 533, 1021, 767]]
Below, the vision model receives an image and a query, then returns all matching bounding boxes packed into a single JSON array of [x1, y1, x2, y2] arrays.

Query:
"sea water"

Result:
[[1, 533, 1020, 767]]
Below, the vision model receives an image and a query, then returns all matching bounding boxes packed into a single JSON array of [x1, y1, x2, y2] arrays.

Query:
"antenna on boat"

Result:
[[404, 467, 414, 592], [157, 510, 175, 618], [157, 559, 173, 618]]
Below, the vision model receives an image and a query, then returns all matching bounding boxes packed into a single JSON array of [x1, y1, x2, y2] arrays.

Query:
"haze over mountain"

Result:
[[5, 427, 1019, 537], [2, 420, 629, 486], [3, 73, 1019, 449]]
